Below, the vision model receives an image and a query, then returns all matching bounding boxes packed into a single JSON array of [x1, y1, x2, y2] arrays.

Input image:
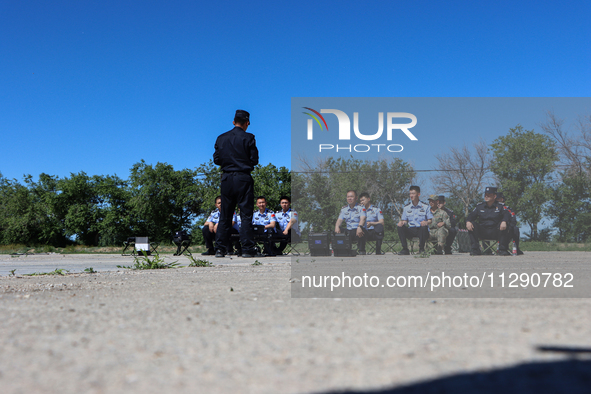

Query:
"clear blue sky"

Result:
[[1, 0, 590, 182]]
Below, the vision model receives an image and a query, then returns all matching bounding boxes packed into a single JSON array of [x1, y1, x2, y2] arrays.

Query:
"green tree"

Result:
[[58, 173, 131, 246], [547, 172, 591, 242], [23, 173, 70, 246], [0, 174, 41, 245], [542, 112, 591, 241], [490, 125, 557, 240], [294, 157, 415, 233], [128, 161, 202, 242], [253, 164, 291, 211]]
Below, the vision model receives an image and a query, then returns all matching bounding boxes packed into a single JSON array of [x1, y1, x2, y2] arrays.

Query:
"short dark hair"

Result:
[[256, 196, 266, 202], [215, 195, 221, 203], [410, 185, 420, 193], [279, 196, 291, 203], [346, 190, 357, 196], [359, 192, 370, 200]]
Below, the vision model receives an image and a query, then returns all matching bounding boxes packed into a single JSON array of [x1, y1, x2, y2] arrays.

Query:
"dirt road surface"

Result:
[[1, 252, 590, 393]]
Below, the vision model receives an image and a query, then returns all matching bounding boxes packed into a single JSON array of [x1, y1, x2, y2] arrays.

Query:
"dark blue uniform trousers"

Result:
[[216, 172, 255, 253], [398, 225, 429, 251]]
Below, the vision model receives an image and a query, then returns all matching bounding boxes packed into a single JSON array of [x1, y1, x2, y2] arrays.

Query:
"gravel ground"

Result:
[[1, 252, 590, 393]]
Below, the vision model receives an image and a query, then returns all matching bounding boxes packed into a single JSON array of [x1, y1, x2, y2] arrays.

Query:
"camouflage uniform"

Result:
[[429, 208, 451, 246]]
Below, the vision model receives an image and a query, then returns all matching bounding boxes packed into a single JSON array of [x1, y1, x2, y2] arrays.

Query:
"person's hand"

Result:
[[335, 227, 341, 233], [420, 220, 429, 227], [397, 221, 405, 227], [437, 222, 444, 228], [283, 229, 289, 235], [209, 223, 215, 232], [356, 227, 364, 237], [213, 223, 218, 233], [500, 221, 507, 231], [466, 221, 474, 231]]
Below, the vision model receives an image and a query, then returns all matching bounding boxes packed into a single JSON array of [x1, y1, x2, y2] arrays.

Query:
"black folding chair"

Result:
[[172, 230, 191, 256], [122, 236, 159, 256]]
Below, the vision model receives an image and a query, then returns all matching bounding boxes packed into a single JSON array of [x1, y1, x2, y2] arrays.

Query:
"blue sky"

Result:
[[1, 0, 590, 182]]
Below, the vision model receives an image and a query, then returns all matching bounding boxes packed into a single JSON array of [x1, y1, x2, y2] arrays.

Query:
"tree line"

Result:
[[1, 113, 589, 246], [0, 160, 290, 246]]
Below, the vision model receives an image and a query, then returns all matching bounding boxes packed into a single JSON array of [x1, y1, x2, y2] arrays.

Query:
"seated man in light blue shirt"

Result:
[[335, 190, 367, 254], [397, 186, 433, 255], [358, 192, 385, 255], [274, 196, 301, 255], [202, 196, 222, 255], [252, 196, 277, 256]]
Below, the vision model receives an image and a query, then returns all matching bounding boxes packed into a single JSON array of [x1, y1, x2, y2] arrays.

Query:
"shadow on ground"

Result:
[[325, 347, 591, 394]]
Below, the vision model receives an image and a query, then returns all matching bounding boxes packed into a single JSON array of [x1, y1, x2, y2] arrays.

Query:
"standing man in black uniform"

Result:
[[466, 187, 511, 256], [438, 195, 457, 255], [213, 110, 259, 258]]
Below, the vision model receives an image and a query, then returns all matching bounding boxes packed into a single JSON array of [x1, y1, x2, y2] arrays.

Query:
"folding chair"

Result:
[[480, 239, 499, 255], [172, 230, 191, 256], [271, 232, 302, 256], [252, 225, 273, 255], [122, 236, 159, 256], [382, 238, 399, 254], [409, 237, 435, 255]]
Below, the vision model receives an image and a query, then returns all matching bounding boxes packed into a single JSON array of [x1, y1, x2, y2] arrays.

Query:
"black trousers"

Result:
[[468, 223, 509, 252], [207, 225, 242, 253], [398, 226, 429, 251], [445, 227, 458, 253], [216, 172, 255, 253], [358, 224, 384, 253], [343, 229, 362, 250], [505, 225, 521, 250], [202, 225, 216, 252]]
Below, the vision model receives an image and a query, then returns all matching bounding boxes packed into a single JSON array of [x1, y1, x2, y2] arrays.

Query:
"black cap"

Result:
[[484, 186, 497, 195], [496, 192, 504, 200], [235, 109, 250, 123], [438, 195, 445, 202]]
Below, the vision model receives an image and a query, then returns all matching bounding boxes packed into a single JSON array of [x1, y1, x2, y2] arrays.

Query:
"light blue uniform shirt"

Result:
[[253, 209, 276, 232], [364, 205, 384, 230], [232, 212, 241, 231], [206, 208, 220, 224], [275, 208, 301, 236], [401, 201, 433, 227], [338, 204, 367, 230]]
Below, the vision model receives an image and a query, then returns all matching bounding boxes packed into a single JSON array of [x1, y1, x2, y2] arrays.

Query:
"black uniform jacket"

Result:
[[466, 201, 511, 228], [213, 127, 259, 172], [442, 207, 457, 228], [498, 203, 518, 227]]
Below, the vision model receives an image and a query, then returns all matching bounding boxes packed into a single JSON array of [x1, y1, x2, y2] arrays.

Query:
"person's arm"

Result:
[[284, 218, 295, 235], [466, 206, 478, 231], [421, 208, 433, 227], [335, 218, 343, 233], [213, 138, 221, 165], [265, 214, 276, 230], [249, 136, 259, 167], [356, 215, 366, 237], [442, 212, 451, 229], [369, 218, 385, 227], [448, 210, 457, 228]]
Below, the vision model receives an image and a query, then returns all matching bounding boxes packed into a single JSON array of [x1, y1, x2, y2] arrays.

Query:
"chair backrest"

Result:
[[136, 236, 150, 252]]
